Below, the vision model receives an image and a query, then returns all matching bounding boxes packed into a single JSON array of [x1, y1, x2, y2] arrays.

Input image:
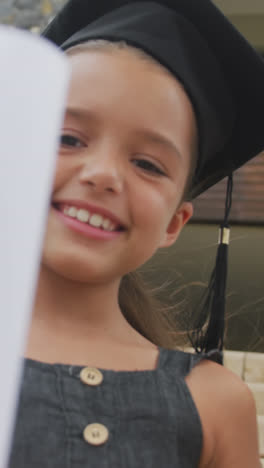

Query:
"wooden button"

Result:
[[83, 423, 109, 446], [80, 367, 103, 386]]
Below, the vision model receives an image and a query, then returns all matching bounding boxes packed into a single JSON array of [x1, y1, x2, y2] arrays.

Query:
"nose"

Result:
[[78, 148, 124, 194]]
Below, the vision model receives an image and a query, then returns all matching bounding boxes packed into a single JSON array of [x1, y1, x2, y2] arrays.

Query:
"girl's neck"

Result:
[[24, 264, 158, 368], [31, 264, 129, 337]]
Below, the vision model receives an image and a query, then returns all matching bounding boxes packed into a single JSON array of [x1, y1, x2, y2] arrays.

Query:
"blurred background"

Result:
[[1, 0, 264, 351]]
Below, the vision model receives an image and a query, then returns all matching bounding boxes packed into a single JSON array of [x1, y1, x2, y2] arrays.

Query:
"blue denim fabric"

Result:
[[8, 347, 220, 468]]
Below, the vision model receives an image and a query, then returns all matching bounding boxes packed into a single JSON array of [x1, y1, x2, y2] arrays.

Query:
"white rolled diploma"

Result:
[[0, 26, 70, 467]]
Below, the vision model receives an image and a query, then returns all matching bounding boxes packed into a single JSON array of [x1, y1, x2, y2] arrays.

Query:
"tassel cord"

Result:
[[189, 174, 233, 357]]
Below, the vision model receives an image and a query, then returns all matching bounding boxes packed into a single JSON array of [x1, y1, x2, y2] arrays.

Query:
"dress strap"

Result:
[[189, 348, 223, 373]]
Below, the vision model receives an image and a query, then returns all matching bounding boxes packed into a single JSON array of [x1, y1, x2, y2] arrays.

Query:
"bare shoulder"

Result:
[[186, 358, 260, 467], [187, 356, 253, 400]]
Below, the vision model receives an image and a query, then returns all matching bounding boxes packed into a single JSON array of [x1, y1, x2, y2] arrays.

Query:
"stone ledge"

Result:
[[244, 352, 264, 383], [246, 383, 264, 416], [258, 416, 264, 457], [223, 350, 245, 378]]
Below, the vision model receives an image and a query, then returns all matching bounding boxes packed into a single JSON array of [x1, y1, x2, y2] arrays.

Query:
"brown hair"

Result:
[[66, 40, 197, 349]]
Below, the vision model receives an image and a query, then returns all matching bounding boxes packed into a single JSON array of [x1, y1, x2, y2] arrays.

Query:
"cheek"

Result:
[[132, 183, 179, 234], [52, 158, 73, 192]]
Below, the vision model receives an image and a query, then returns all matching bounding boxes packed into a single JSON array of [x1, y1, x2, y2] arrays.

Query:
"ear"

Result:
[[159, 201, 193, 248]]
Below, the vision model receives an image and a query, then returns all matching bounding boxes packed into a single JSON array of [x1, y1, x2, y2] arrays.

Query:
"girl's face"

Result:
[[42, 47, 196, 283]]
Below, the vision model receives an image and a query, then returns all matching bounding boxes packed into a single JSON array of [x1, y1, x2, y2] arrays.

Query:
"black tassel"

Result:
[[190, 175, 233, 359]]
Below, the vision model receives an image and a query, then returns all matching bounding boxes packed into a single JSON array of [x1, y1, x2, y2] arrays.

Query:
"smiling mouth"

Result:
[[52, 203, 125, 232]]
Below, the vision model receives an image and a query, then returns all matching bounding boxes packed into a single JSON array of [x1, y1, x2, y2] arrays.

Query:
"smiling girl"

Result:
[[8, 1, 264, 467], [28, 44, 195, 368]]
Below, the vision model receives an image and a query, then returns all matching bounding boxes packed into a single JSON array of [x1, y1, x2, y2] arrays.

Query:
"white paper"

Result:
[[0, 26, 70, 468]]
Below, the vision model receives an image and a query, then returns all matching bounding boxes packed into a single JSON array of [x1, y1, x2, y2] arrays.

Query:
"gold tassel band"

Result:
[[218, 227, 230, 245]]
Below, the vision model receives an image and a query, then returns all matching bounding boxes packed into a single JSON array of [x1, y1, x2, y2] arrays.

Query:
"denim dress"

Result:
[[8, 347, 221, 468]]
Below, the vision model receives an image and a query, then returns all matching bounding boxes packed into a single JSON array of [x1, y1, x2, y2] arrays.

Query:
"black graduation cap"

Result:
[[42, 1, 264, 359]]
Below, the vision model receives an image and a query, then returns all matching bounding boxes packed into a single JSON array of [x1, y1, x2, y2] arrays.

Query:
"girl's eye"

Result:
[[133, 158, 166, 176], [60, 134, 85, 148]]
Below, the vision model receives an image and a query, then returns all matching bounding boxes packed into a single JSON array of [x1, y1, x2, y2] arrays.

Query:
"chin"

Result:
[[41, 249, 117, 285], [40, 232, 158, 284]]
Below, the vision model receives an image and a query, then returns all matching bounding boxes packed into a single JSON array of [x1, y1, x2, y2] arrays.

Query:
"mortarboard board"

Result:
[[42, 0, 264, 359]]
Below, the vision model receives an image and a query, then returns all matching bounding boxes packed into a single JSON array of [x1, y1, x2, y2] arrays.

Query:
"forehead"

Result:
[[66, 49, 197, 153]]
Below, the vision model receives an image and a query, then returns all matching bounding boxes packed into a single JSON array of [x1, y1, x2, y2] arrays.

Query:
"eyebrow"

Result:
[[66, 106, 97, 122], [65, 106, 182, 159], [134, 129, 182, 160]]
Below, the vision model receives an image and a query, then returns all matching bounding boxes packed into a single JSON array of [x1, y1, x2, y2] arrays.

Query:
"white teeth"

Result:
[[76, 208, 90, 222], [109, 223, 116, 231], [89, 213, 103, 227], [68, 206, 77, 217], [102, 218, 111, 230], [62, 205, 119, 231]]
